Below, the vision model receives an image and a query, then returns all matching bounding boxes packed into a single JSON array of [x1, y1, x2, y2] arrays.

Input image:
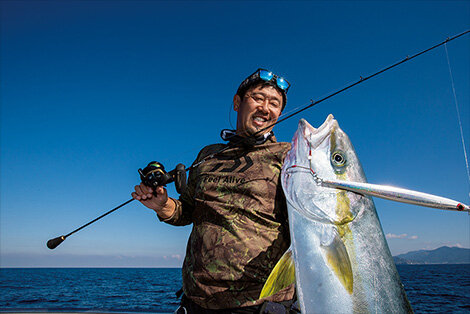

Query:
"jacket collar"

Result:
[[220, 129, 275, 146]]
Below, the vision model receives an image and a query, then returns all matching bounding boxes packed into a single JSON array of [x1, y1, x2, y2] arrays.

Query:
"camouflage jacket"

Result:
[[160, 136, 294, 309]]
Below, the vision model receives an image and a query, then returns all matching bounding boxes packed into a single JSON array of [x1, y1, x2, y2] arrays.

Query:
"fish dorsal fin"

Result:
[[259, 247, 296, 299]]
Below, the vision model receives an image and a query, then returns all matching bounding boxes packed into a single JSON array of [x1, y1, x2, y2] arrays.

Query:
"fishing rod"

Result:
[[47, 30, 469, 249], [47, 162, 187, 249], [47, 199, 135, 249]]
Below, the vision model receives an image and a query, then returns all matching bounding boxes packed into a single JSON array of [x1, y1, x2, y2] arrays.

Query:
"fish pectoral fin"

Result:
[[322, 232, 354, 294], [259, 247, 295, 299]]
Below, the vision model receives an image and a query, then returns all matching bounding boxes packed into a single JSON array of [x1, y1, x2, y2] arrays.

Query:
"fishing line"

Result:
[[444, 42, 470, 197]]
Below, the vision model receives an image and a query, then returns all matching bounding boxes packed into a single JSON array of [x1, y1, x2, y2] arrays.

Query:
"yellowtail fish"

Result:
[[262, 115, 414, 313]]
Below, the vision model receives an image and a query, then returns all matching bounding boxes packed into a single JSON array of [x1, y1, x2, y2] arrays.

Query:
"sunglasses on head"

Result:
[[250, 68, 291, 92]]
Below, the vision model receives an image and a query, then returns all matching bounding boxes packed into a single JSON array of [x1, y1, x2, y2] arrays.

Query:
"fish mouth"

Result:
[[299, 114, 338, 148]]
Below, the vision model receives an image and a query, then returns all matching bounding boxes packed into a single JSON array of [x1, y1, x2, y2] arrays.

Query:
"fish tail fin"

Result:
[[259, 247, 295, 299]]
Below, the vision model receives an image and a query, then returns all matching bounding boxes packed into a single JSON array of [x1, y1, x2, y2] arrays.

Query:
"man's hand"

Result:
[[132, 183, 176, 219]]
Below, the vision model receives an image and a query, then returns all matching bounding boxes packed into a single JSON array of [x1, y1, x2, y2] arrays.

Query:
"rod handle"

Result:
[[47, 236, 66, 249]]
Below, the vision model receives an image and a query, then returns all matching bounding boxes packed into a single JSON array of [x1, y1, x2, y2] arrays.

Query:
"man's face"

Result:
[[233, 85, 283, 137]]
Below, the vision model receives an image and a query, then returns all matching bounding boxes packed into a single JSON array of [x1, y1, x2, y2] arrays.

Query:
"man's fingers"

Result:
[[134, 184, 152, 200], [131, 191, 140, 200], [135, 185, 143, 195], [140, 182, 153, 195], [134, 183, 167, 204], [133, 183, 169, 212]]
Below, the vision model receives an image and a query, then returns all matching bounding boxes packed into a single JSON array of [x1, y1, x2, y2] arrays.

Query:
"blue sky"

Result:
[[1, 1, 469, 267]]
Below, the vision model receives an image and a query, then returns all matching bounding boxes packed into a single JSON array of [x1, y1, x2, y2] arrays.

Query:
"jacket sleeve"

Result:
[[157, 197, 193, 226]]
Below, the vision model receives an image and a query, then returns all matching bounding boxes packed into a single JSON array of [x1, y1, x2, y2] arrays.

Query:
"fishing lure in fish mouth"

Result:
[[285, 115, 470, 213], [287, 164, 470, 212]]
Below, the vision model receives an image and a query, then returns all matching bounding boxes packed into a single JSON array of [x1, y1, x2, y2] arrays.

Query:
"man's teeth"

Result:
[[254, 117, 267, 122]]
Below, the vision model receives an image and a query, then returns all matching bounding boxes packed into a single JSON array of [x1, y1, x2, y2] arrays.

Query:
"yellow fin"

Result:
[[259, 248, 295, 299], [322, 231, 353, 294]]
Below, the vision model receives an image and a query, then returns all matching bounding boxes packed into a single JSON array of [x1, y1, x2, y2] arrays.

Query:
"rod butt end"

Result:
[[47, 236, 65, 249]]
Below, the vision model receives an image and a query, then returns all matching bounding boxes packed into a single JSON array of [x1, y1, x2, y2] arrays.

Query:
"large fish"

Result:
[[278, 115, 413, 313]]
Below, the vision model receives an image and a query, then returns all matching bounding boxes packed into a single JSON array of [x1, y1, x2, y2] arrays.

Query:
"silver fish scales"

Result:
[[281, 115, 413, 313]]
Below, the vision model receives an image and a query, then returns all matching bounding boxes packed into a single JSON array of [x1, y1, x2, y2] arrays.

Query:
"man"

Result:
[[132, 69, 295, 313]]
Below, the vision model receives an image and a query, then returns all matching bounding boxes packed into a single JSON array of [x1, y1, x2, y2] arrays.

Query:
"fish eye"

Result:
[[331, 151, 346, 167]]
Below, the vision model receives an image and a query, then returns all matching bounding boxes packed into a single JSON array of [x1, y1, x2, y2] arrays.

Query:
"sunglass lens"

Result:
[[259, 70, 273, 81], [276, 77, 289, 91]]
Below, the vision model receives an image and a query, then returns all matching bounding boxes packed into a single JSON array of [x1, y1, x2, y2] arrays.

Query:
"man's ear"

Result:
[[233, 94, 241, 112]]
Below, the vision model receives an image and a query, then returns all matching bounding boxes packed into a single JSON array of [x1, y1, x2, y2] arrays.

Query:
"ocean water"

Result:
[[0, 268, 182, 313], [0, 265, 469, 313], [398, 264, 470, 313]]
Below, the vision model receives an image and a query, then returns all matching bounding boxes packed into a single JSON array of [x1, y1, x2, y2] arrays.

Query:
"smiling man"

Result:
[[133, 69, 296, 313], [233, 70, 286, 137]]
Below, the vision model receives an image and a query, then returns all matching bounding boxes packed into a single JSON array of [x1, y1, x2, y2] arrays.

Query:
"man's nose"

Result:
[[257, 100, 270, 112]]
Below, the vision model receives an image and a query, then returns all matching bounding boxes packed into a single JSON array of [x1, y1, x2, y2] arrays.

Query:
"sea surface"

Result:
[[0, 265, 469, 313]]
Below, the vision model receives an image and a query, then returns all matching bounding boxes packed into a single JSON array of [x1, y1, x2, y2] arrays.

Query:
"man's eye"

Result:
[[254, 96, 265, 102], [270, 101, 280, 108]]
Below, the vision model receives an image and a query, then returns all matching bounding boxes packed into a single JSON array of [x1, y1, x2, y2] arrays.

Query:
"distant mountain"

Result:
[[393, 246, 470, 264]]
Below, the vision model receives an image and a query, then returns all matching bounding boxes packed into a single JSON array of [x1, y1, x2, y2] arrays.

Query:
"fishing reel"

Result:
[[138, 161, 187, 194]]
